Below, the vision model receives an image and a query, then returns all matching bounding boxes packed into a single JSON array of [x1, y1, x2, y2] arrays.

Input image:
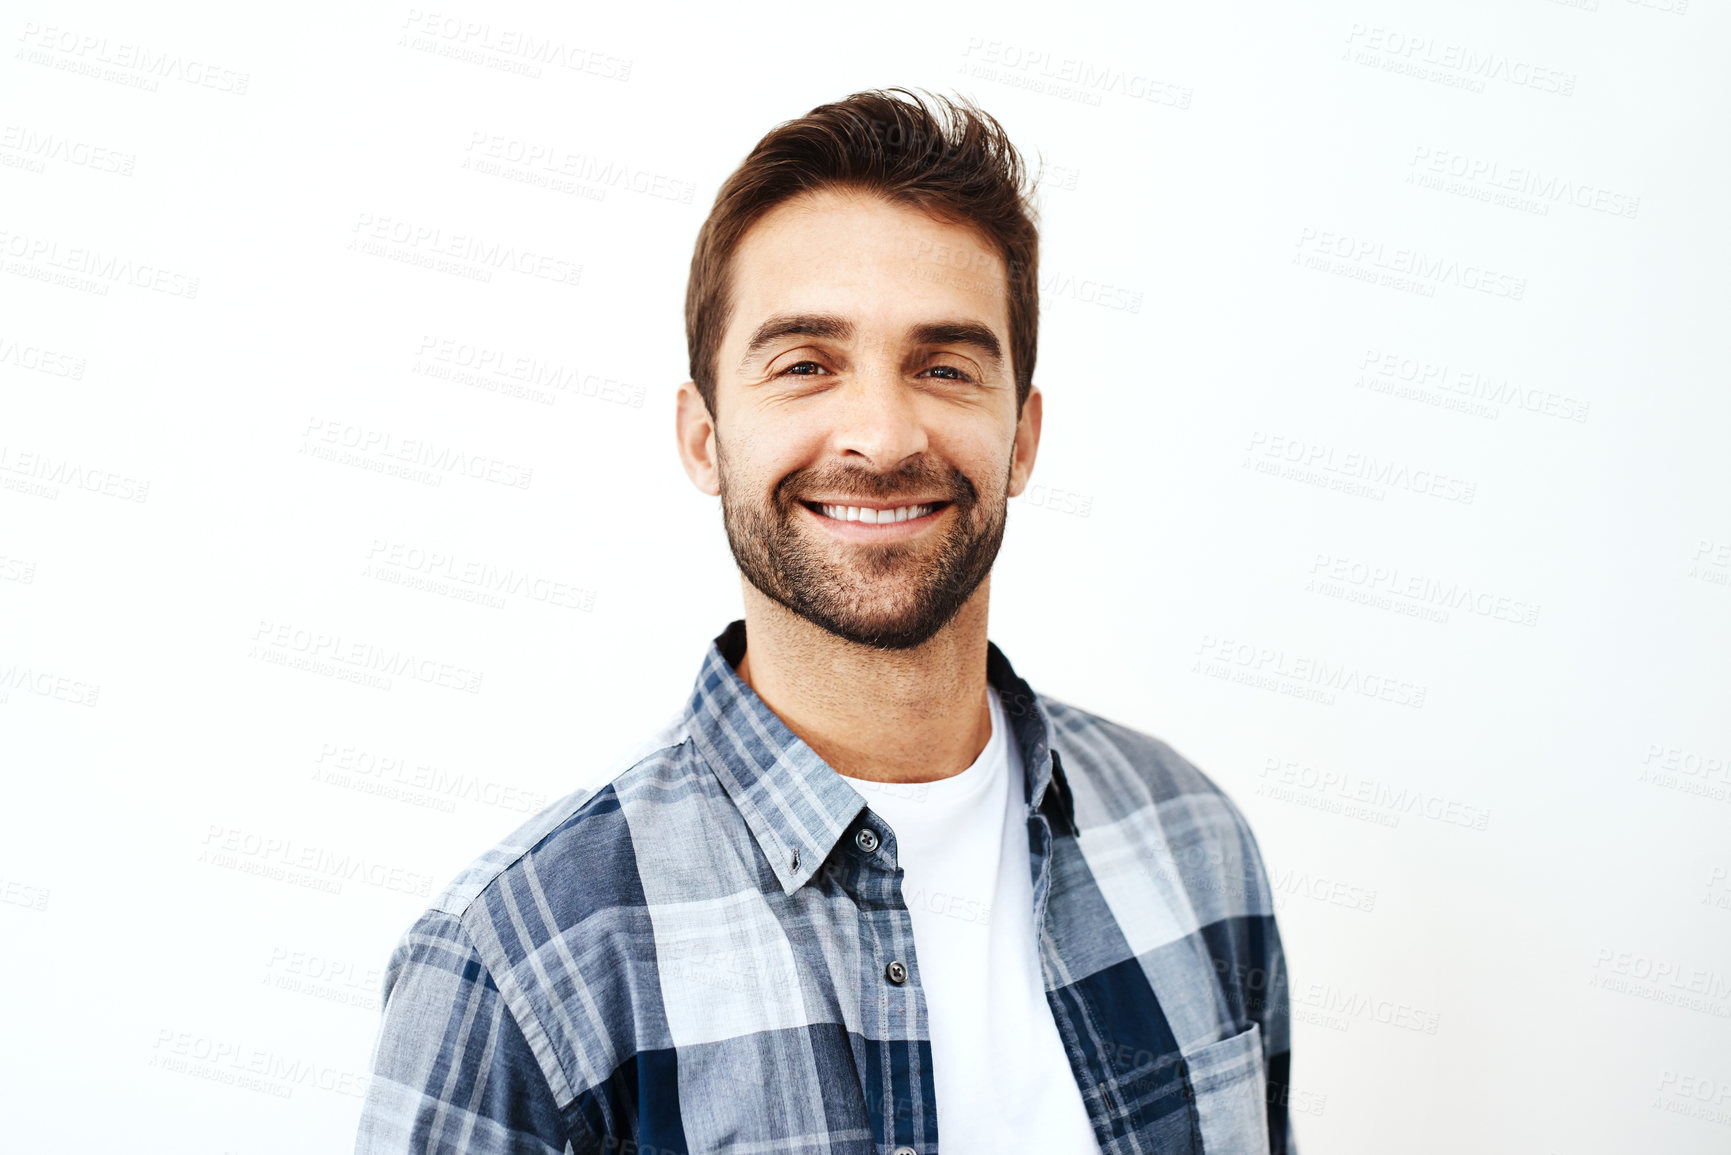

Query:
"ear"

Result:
[[675, 380, 721, 496], [1006, 384, 1043, 498]]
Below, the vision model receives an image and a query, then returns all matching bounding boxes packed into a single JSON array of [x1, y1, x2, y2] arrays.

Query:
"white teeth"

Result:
[[816, 503, 936, 523]]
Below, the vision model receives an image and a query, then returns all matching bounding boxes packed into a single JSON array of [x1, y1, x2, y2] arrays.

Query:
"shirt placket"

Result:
[[1028, 756, 1120, 1153], [836, 810, 939, 1155]]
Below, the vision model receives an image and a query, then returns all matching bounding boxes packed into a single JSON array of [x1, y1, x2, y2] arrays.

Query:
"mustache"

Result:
[[776, 463, 977, 507]]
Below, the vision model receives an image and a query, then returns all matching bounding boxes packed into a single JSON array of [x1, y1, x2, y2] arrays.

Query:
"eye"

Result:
[[778, 360, 830, 377], [920, 364, 976, 383]]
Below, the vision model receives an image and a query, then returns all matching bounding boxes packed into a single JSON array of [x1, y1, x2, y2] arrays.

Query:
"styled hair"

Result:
[[684, 87, 1040, 418]]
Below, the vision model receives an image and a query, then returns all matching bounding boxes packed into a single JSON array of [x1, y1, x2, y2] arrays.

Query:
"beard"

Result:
[[717, 441, 1010, 651]]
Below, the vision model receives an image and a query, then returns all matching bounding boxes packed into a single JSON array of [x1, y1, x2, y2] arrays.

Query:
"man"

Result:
[[356, 88, 1294, 1155]]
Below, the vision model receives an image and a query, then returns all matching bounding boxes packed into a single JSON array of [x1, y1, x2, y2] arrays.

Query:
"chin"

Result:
[[805, 599, 960, 651], [823, 622, 946, 651]]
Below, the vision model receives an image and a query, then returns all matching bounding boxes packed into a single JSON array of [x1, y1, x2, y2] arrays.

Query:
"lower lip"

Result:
[[800, 502, 950, 541]]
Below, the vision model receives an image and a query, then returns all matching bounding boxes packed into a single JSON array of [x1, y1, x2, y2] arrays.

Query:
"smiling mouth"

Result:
[[800, 500, 949, 525]]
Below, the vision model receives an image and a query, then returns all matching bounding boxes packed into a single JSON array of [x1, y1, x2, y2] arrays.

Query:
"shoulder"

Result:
[[1039, 692, 1270, 867], [1040, 692, 1233, 805], [372, 710, 700, 1117], [421, 708, 695, 926]]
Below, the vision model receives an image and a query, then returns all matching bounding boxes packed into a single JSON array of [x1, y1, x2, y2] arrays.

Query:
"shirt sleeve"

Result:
[[1245, 829, 1296, 1154], [1215, 791, 1297, 1154], [354, 909, 585, 1155]]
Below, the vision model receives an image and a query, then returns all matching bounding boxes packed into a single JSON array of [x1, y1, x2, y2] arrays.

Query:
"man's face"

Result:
[[676, 187, 1042, 651]]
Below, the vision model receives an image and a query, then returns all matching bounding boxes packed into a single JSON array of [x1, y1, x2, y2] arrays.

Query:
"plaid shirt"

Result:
[[356, 621, 1295, 1154]]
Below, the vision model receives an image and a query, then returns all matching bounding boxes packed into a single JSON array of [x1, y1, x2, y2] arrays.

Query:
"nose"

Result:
[[828, 371, 929, 472]]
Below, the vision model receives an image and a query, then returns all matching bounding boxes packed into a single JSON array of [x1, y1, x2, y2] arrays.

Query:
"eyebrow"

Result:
[[740, 313, 853, 367], [907, 321, 1003, 369], [738, 313, 1005, 372]]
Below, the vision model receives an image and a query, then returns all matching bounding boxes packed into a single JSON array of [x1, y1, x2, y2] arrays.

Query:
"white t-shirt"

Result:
[[838, 689, 1102, 1153]]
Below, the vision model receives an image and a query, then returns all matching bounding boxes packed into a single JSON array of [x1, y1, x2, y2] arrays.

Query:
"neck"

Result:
[[732, 579, 994, 785]]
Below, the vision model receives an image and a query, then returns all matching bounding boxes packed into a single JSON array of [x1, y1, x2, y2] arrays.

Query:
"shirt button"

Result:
[[892, 1148, 917, 1155], [885, 960, 907, 984], [854, 827, 879, 854]]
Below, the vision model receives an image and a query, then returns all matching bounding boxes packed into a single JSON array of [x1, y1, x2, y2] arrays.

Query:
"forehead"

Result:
[[724, 187, 1010, 354]]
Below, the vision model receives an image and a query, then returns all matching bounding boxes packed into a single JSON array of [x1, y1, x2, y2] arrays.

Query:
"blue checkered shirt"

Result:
[[355, 621, 1295, 1154]]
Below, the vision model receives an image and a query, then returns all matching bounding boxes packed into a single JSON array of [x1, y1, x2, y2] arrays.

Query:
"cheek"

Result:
[[729, 416, 829, 483], [719, 446, 798, 505], [952, 440, 1016, 495]]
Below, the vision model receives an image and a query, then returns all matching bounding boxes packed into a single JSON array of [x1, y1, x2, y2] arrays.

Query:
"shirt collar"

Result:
[[686, 619, 1077, 896]]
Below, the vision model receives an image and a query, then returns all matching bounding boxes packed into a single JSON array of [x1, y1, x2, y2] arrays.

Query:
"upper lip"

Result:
[[801, 498, 949, 510]]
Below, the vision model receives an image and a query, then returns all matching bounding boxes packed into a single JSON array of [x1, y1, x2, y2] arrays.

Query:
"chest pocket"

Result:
[[1181, 1022, 1270, 1153]]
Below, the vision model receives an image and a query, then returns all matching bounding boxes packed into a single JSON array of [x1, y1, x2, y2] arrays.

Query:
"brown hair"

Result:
[[684, 87, 1040, 418]]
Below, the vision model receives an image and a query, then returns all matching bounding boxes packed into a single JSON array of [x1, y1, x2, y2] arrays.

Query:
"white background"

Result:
[[3, 0, 1728, 1151]]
